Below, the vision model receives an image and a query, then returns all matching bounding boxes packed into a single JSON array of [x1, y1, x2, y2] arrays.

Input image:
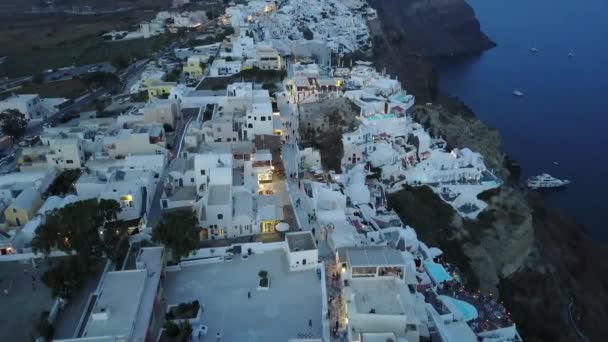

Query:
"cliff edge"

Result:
[[366, 0, 608, 341], [368, 0, 496, 57]]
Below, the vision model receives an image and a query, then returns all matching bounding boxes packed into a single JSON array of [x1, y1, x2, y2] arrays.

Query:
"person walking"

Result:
[[248, 291, 251, 299]]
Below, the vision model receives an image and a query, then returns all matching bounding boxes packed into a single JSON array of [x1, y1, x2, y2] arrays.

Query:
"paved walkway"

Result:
[[147, 112, 194, 227], [278, 92, 319, 235], [277, 91, 347, 341]]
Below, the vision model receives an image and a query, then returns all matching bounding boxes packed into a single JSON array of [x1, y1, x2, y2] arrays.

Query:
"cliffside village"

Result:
[[0, 0, 519, 341]]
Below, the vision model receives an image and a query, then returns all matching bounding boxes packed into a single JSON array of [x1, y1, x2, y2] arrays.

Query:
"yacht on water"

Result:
[[529, 47, 538, 53], [568, 50, 575, 58], [512, 90, 524, 97], [526, 173, 570, 189]]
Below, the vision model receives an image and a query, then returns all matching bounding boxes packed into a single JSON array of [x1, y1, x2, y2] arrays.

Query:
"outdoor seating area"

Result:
[[438, 281, 514, 333]]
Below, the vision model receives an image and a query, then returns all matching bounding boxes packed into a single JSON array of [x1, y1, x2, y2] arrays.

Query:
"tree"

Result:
[[131, 90, 149, 102], [0, 109, 28, 139], [46, 169, 81, 196], [152, 210, 200, 261], [32, 73, 44, 84], [41, 256, 90, 299], [34, 311, 54, 340], [32, 199, 121, 259], [178, 320, 192, 340], [164, 320, 181, 337], [82, 72, 120, 91], [111, 56, 129, 70]]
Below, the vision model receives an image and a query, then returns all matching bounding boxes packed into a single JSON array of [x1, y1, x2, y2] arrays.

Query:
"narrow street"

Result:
[[147, 112, 195, 228], [278, 90, 347, 341]]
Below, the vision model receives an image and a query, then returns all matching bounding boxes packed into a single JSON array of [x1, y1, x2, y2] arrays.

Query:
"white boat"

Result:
[[568, 51, 575, 58], [529, 47, 538, 53], [512, 90, 524, 97], [526, 173, 570, 189]]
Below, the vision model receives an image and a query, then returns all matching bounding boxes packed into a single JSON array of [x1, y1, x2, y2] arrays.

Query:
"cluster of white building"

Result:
[[294, 58, 501, 218], [0, 1, 522, 341], [286, 159, 521, 341], [225, 0, 371, 54], [161, 81, 284, 240], [0, 98, 183, 254], [103, 10, 208, 41]]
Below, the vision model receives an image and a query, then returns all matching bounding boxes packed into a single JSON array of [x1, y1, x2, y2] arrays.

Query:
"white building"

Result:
[[285, 231, 318, 271], [143, 99, 182, 129], [202, 183, 232, 239], [0, 94, 46, 120], [229, 30, 256, 59], [193, 152, 232, 195], [57, 247, 165, 342], [230, 188, 256, 237], [75, 168, 157, 222], [208, 59, 243, 77], [103, 125, 167, 158], [338, 246, 425, 342], [255, 45, 282, 70], [252, 149, 273, 183], [46, 137, 86, 169]]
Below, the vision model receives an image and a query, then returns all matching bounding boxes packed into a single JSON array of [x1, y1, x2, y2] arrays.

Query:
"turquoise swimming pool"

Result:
[[439, 295, 479, 321], [424, 260, 452, 284], [366, 114, 396, 121]]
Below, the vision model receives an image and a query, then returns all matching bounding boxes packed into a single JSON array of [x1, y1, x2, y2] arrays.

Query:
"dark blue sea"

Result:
[[436, 0, 608, 240]]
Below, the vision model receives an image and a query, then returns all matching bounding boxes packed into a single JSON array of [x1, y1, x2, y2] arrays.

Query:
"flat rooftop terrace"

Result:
[[351, 279, 405, 315], [163, 250, 323, 341], [287, 232, 316, 252]]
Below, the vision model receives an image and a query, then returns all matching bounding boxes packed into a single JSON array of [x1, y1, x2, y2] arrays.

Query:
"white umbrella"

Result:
[[427, 247, 443, 259], [275, 222, 290, 232]]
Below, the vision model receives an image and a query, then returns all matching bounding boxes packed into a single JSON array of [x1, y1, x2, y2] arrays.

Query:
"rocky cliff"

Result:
[[368, 0, 495, 57], [367, 0, 608, 341]]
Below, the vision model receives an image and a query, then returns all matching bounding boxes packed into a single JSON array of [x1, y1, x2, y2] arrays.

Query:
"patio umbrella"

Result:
[[428, 247, 443, 259], [275, 222, 290, 232]]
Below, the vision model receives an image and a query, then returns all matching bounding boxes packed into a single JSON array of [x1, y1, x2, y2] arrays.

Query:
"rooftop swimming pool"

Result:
[[439, 295, 479, 322]]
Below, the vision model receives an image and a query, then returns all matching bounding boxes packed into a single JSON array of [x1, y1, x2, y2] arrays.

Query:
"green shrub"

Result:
[[164, 320, 180, 337]]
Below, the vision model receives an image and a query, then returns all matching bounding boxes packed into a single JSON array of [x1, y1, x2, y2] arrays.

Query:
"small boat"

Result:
[[512, 90, 524, 97], [529, 47, 538, 53], [553, 161, 560, 166], [526, 173, 570, 189], [568, 51, 575, 58]]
